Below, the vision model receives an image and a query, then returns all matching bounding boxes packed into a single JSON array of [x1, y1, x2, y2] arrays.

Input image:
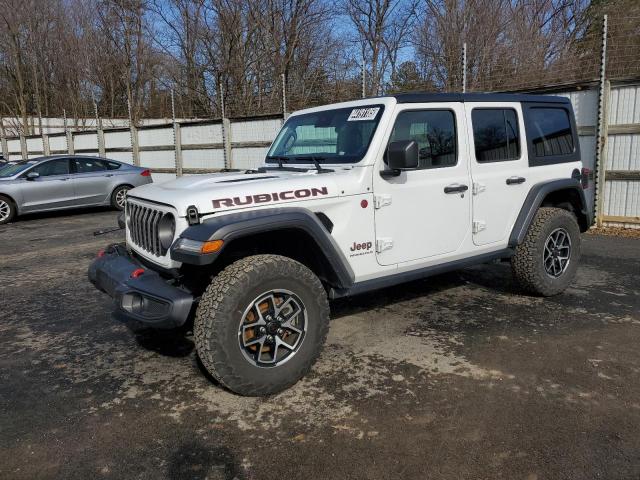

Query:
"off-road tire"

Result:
[[194, 254, 330, 396], [511, 207, 581, 296], [111, 185, 130, 210], [0, 195, 16, 225]]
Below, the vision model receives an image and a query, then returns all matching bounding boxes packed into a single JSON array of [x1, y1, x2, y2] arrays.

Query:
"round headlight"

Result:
[[158, 213, 176, 251]]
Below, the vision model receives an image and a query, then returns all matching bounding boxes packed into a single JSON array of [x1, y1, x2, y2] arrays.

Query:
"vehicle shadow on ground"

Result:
[[112, 312, 195, 358], [330, 262, 522, 319], [125, 263, 523, 361]]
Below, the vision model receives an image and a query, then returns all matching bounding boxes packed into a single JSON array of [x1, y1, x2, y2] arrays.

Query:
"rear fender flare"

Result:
[[509, 178, 590, 247]]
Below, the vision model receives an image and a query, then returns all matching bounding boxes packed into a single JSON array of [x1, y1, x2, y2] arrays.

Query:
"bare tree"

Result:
[[347, 0, 417, 96]]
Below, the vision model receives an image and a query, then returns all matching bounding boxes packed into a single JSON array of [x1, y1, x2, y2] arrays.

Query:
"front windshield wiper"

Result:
[[266, 155, 290, 169], [295, 156, 333, 174], [265, 155, 333, 174]]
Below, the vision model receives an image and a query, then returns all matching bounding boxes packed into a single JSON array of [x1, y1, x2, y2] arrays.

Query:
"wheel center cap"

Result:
[[266, 321, 279, 335]]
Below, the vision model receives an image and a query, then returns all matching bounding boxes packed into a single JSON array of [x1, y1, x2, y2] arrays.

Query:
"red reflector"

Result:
[[140, 169, 151, 177], [97, 249, 105, 258], [130, 268, 145, 279], [360, 199, 368, 208], [581, 167, 591, 189]]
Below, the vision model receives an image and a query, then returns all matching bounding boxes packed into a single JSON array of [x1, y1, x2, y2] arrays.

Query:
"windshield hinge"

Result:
[[376, 237, 394, 253], [374, 194, 392, 209]]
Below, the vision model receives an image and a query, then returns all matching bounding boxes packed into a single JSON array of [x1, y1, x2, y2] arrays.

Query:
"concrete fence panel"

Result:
[[48, 134, 67, 154]]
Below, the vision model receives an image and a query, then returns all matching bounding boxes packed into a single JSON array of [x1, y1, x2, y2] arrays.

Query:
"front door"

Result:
[[20, 158, 75, 212], [373, 104, 472, 266]]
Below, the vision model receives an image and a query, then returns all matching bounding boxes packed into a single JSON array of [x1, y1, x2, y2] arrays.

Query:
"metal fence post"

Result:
[[93, 96, 105, 157], [220, 83, 232, 169], [64, 109, 75, 155], [595, 14, 609, 227], [281, 73, 288, 118], [19, 133, 27, 160], [361, 57, 366, 99], [128, 99, 140, 166], [171, 90, 183, 177], [42, 133, 50, 156], [0, 118, 9, 159], [462, 42, 467, 93]]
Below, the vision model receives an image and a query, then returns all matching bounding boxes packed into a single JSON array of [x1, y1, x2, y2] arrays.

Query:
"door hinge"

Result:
[[472, 221, 486, 234], [472, 182, 486, 195], [376, 237, 393, 253], [374, 194, 392, 209]]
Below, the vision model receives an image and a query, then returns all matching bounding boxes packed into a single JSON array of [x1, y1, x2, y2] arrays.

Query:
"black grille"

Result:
[[127, 202, 164, 256]]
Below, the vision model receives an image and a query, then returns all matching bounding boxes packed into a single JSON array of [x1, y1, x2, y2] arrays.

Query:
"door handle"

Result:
[[104, 174, 114, 177], [58, 177, 70, 181], [444, 184, 469, 194], [506, 176, 526, 185]]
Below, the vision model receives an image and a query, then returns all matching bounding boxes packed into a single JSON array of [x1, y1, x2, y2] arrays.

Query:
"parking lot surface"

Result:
[[1, 209, 639, 480]]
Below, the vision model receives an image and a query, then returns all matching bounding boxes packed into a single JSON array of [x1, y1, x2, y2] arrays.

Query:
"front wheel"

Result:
[[194, 254, 330, 396], [511, 207, 581, 296]]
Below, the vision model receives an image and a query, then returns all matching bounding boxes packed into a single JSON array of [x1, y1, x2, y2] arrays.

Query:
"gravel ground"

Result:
[[1, 208, 639, 480]]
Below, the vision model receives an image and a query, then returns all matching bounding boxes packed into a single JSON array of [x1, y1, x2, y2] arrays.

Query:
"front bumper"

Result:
[[88, 244, 193, 329]]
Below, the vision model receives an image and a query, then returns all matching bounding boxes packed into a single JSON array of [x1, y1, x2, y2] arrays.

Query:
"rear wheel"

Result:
[[511, 207, 581, 296], [194, 254, 330, 396], [0, 195, 16, 225], [111, 185, 130, 210]]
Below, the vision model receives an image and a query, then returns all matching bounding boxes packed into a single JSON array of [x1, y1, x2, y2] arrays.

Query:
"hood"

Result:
[[127, 168, 358, 217]]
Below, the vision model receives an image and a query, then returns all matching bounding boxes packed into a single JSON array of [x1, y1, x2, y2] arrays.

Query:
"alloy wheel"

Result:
[[238, 289, 307, 367], [0, 199, 10, 223], [543, 227, 572, 278], [115, 188, 128, 209]]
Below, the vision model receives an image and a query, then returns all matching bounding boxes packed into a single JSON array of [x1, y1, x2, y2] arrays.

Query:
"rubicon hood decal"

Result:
[[212, 187, 329, 209]]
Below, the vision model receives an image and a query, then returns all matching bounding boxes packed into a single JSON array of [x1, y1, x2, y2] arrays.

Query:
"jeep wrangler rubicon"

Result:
[[89, 93, 591, 396]]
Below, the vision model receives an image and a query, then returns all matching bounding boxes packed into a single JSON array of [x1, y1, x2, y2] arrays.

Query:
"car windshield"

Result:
[[0, 161, 37, 178], [266, 105, 384, 164]]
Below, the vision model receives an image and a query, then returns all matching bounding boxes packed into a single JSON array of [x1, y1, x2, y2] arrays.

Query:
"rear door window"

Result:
[[105, 161, 122, 170], [471, 109, 520, 162], [74, 158, 107, 173]]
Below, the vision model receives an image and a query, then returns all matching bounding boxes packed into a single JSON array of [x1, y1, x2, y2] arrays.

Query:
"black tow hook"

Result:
[[94, 213, 125, 236], [94, 226, 122, 236]]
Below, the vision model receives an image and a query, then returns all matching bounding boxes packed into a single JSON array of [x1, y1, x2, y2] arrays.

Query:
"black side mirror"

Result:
[[26, 172, 40, 181], [381, 140, 419, 178]]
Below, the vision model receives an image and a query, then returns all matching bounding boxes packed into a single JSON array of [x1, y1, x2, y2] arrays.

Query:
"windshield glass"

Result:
[[0, 161, 37, 178], [266, 105, 384, 164]]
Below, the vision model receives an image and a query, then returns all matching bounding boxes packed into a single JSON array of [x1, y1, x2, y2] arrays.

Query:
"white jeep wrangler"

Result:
[[89, 93, 591, 396]]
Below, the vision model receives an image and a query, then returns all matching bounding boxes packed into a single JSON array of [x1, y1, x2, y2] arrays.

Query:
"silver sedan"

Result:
[[0, 156, 153, 224]]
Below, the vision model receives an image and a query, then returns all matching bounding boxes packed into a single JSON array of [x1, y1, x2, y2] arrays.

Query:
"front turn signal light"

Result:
[[173, 238, 224, 255], [201, 239, 224, 254]]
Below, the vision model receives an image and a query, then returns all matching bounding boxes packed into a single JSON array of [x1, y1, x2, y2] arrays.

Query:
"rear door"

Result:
[[71, 157, 113, 205], [373, 103, 472, 266], [20, 158, 75, 212], [466, 103, 530, 246]]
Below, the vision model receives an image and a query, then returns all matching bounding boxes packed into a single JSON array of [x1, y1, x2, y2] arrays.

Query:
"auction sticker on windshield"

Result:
[[348, 107, 380, 121]]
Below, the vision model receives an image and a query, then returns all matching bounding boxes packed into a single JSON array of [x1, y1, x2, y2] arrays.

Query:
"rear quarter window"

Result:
[[523, 103, 580, 166]]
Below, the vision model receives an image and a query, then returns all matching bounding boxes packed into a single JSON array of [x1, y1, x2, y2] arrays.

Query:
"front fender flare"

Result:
[[170, 207, 355, 288]]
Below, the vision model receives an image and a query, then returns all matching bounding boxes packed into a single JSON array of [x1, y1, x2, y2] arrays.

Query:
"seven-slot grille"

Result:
[[127, 201, 166, 256]]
